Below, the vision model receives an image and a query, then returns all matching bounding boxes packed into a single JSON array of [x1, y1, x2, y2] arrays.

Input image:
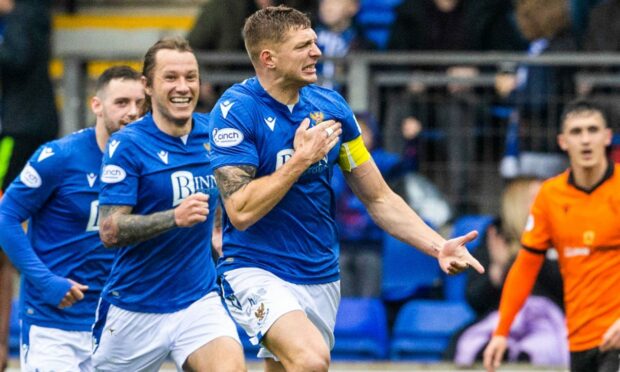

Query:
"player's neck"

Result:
[[152, 110, 192, 137], [258, 75, 300, 106], [571, 159, 609, 190], [95, 121, 109, 152]]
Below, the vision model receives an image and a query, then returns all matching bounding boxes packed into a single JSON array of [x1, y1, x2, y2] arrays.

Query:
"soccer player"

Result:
[[209, 6, 484, 371], [93, 37, 245, 372], [0, 65, 144, 371], [483, 99, 620, 372]]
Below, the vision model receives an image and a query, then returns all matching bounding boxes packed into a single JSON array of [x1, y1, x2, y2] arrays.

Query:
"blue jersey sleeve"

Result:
[[99, 134, 139, 206], [5, 143, 65, 214], [0, 196, 72, 306], [330, 91, 362, 143], [209, 96, 259, 170]]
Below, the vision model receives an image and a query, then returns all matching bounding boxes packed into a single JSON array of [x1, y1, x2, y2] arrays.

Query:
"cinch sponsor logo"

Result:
[[171, 170, 217, 207], [212, 128, 243, 147], [101, 165, 126, 183], [564, 247, 590, 257]]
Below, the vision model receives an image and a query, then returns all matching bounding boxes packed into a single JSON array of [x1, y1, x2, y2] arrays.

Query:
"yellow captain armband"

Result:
[[338, 135, 371, 172]]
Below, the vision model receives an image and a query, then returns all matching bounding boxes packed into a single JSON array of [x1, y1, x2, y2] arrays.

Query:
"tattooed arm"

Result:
[[99, 193, 210, 248], [215, 118, 342, 231]]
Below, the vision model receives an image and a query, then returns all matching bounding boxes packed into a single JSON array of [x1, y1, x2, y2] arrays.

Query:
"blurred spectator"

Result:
[[570, 0, 603, 45], [0, 0, 58, 190], [494, 0, 578, 153], [313, 0, 376, 91], [187, 0, 271, 112], [0, 0, 57, 368], [383, 0, 525, 214], [454, 177, 567, 367], [188, 0, 270, 52], [582, 0, 620, 51], [187, 0, 318, 111], [580, 0, 620, 127], [388, 0, 524, 52], [332, 112, 403, 297]]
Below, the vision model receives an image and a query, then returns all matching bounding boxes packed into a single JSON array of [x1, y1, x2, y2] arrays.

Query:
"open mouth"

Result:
[[581, 149, 593, 158], [302, 64, 316, 73], [171, 97, 192, 105]]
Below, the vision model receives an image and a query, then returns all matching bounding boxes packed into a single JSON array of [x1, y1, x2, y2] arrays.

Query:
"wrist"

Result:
[[283, 153, 312, 177], [171, 209, 179, 227]]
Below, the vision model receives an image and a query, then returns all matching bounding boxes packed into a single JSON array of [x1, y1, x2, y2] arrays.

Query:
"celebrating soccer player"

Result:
[[0, 65, 144, 371], [93, 37, 245, 372], [209, 6, 484, 371]]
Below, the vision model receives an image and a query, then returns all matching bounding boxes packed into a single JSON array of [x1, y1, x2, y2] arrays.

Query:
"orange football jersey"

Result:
[[522, 163, 620, 351]]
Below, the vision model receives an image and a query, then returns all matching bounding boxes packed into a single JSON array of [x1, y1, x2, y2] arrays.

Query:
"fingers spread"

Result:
[[458, 230, 479, 245]]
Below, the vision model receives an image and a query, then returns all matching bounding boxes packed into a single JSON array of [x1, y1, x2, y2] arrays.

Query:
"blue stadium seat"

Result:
[[356, 10, 396, 27], [333, 297, 389, 360], [357, 0, 403, 49], [365, 29, 391, 50], [390, 300, 475, 361], [9, 299, 19, 356], [444, 215, 494, 302], [360, 0, 404, 10], [381, 233, 441, 302]]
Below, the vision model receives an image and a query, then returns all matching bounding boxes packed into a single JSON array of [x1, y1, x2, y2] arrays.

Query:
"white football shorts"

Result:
[[91, 291, 240, 372], [220, 267, 340, 359], [21, 322, 93, 372]]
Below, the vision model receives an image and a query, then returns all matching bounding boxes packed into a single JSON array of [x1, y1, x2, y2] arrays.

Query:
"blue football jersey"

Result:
[[1, 128, 113, 331], [99, 112, 218, 313], [209, 77, 362, 284]]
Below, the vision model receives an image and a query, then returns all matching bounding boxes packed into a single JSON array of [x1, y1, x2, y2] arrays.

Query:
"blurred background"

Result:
[[4, 0, 620, 369]]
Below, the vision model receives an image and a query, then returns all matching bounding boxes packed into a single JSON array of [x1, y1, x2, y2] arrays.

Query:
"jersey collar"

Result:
[[567, 160, 614, 194]]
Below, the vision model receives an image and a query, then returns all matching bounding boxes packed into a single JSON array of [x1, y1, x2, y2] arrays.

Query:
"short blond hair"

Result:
[[243, 6, 311, 64], [515, 0, 570, 40], [500, 177, 541, 255]]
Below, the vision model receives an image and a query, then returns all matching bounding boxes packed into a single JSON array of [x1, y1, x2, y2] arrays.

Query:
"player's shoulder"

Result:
[[32, 127, 96, 163], [302, 84, 349, 113], [539, 170, 570, 196], [304, 84, 346, 102], [215, 78, 264, 113], [111, 115, 152, 142], [193, 112, 210, 127]]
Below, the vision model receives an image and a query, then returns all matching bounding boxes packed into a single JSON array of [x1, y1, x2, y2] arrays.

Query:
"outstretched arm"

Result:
[[99, 192, 210, 248], [343, 159, 483, 274], [216, 119, 341, 231]]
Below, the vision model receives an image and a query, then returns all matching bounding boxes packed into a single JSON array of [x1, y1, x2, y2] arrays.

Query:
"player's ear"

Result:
[[260, 49, 276, 69], [557, 133, 568, 151], [91, 96, 103, 117], [142, 76, 153, 96], [604, 127, 612, 147]]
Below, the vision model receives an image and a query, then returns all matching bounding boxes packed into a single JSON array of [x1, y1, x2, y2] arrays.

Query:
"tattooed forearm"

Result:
[[99, 205, 176, 248], [214, 165, 257, 200]]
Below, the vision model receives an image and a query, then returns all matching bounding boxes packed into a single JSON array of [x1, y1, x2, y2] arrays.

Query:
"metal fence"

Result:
[[59, 51, 620, 217]]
